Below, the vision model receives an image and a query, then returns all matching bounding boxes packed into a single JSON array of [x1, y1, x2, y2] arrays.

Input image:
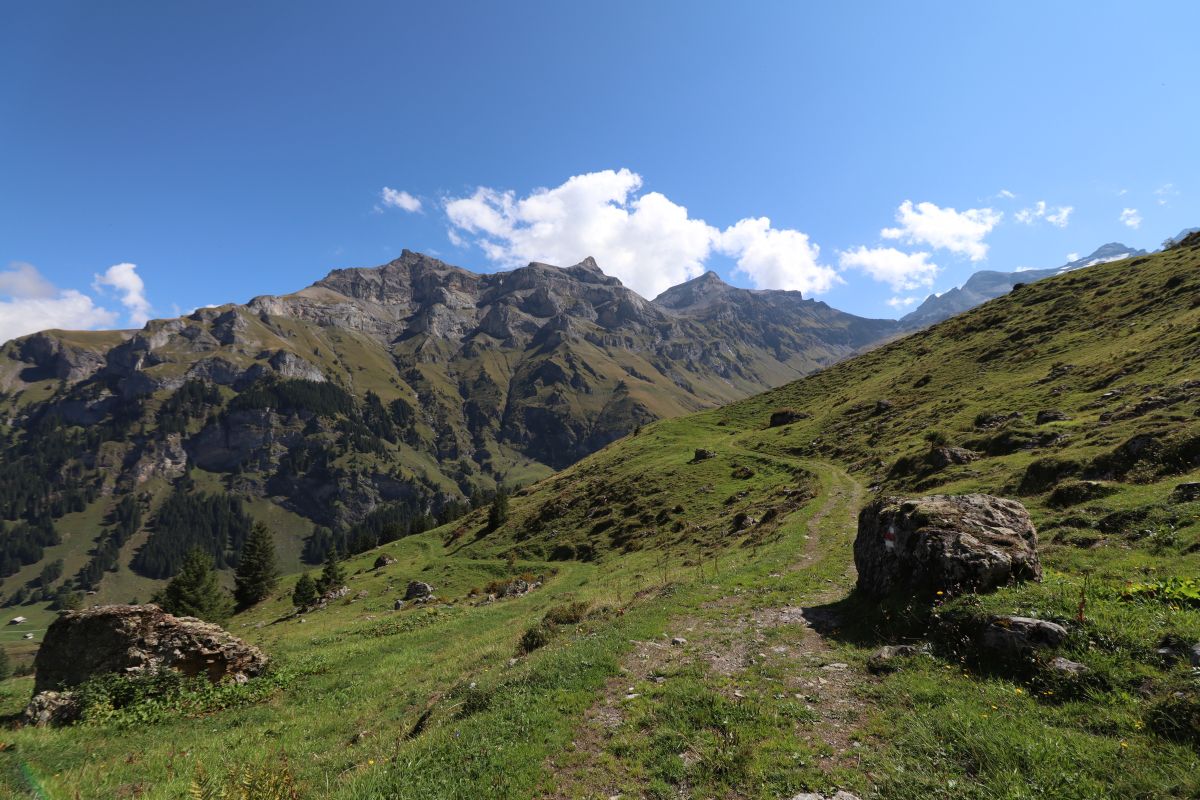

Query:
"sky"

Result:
[[2, 1, 1198, 342]]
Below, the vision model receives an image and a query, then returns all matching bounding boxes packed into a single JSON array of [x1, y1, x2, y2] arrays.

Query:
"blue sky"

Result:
[[2, 1, 1197, 340]]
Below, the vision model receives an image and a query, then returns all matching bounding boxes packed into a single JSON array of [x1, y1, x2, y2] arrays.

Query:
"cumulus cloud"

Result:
[[0, 262, 57, 299], [93, 262, 152, 326], [1015, 200, 1073, 228], [717, 218, 839, 294], [0, 262, 119, 344], [838, 247, 939, 292], [443, 168, 837, 298], [887, 296, 918, 308], [380, 187, 422, 213], [1119, 208, 1142, 229], [881, 200, 1002, 261]]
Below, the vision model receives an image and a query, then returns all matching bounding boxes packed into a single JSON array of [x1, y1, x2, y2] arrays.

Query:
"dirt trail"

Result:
[[549, 461, 872, 799]]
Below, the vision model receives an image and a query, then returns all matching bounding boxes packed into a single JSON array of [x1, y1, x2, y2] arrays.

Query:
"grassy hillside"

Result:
[[2, 242, 1199, 798]]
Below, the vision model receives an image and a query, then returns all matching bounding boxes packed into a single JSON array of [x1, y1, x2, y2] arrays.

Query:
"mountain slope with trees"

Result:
[[0, 252, 898, 613]]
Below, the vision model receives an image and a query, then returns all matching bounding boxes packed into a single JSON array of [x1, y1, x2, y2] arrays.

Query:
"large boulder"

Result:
[[404, 581, 434, 601], [31, 604, 268, 695], [854, 494, 1042, 598]]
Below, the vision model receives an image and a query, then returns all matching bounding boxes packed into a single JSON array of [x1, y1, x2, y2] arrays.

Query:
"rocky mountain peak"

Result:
[[1062, 242, 1143, 270], [653, 270, 743, 312]]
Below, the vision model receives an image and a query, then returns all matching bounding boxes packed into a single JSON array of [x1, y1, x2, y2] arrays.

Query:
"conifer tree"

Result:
[[0, 645, 11, 680], [315, 547, 346, 594], [487, 487, 509, 532], [234, 521, 278, 610], [292, 573, 318, 608], [153, 547, 233, 622]]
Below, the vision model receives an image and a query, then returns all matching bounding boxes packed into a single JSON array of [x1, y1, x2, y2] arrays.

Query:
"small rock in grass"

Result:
[[1047, 656, 1089, 677], [981, 616, 1068, 660], [867, 644, 918, 674], [1171, 483, 1200, 503]]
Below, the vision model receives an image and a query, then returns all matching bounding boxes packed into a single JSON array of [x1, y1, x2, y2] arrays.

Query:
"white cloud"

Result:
[[838, 247, 939, 292], [1154, 183, 1178, 206], [1119, 208, 1142, 229], [1015, 200, 1072, 228], [881, 200, 1001, 261], [93, 262, 151, 326], [997, 189, 1016, 199], [0, 262, 57, 299], [380, 187, 422, 213], [1066, 252, 1080, 262], [717, 218, 839, 294], [444, 168, 837, 297], [1045, 206, 1072, 227], [887, 296, 918, 308], [0, 262, 119, 344]]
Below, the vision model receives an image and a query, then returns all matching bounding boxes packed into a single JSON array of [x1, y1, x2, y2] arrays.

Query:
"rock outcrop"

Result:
[[404, 581, 434, 601], [22, 691, 81, 727], [980, 615, 1068, 660], [854, 494, 1042, 598], [31, 604, 268, 695]]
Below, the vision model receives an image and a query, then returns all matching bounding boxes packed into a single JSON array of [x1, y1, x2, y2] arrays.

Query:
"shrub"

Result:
[[519, 623, 554, 653], [1147, 690, 1200, 745], [1047, 480, 1117, 508], [543, 601, 589, 626], [923, 429, 950, 449], [1019, 457, 1082, 494], [291, 573, 318, 608], [189, 758, 301, 800]]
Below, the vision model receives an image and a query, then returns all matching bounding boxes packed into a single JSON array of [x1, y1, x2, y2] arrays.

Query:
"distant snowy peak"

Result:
[[900, 241, 1147, 329], [1058, 242, 1144, 273]]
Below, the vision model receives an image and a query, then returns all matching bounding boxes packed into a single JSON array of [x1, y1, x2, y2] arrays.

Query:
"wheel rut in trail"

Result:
[[548, 461, 874, 798]]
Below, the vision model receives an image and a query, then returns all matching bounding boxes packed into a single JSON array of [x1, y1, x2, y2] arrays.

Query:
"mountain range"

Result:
[[0, 251, 901, 605], [899, 241, 1147, 328], [0, 241, 1160, 608]]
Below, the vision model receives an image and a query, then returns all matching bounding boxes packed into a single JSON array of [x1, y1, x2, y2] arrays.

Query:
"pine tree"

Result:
[[0, 645, 11, 680], [153, 547, 233, 623], [315, 547, 346, 594], [487, 487, 509, 532], [234, 521, 278, 610], [292, 573, 318, 608]]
